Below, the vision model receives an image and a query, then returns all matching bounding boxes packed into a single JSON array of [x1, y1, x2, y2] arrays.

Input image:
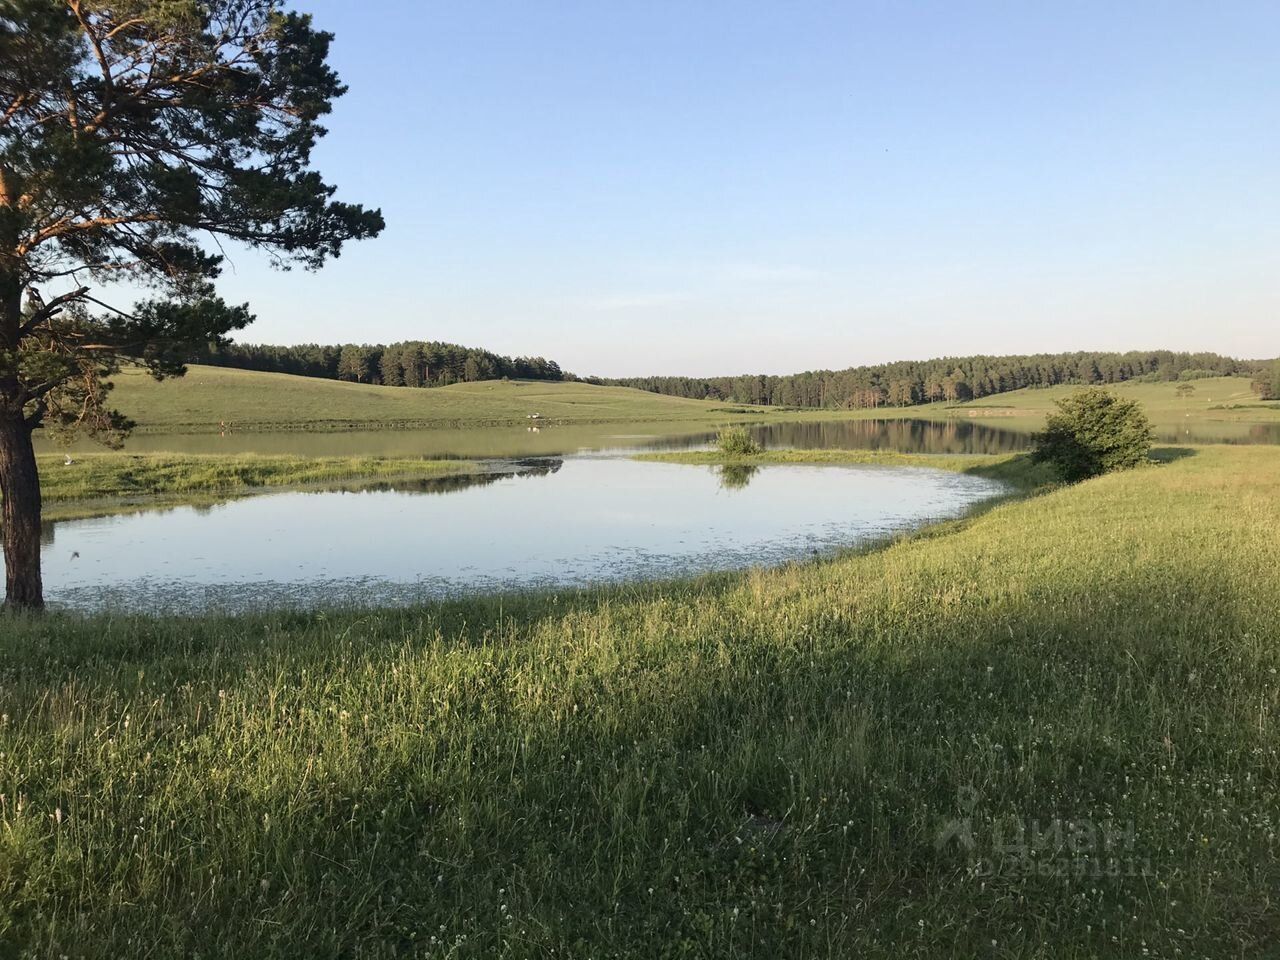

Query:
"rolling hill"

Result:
[[104, 364, 773, 432]]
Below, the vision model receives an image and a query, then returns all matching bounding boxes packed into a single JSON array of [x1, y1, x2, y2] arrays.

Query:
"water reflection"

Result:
[[39, 458, 566, 543], [40, 411, 1280, 461], [1155, 421, 1280, 444], [43, 459, 1006, 614], [717, 463, 760, 490], [724, 419, 1032, 455]]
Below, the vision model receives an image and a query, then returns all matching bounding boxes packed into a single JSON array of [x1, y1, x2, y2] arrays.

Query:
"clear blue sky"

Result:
[[211, 1, 1279, 377]]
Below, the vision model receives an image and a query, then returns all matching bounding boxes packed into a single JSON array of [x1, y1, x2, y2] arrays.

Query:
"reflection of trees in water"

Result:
[[662, 419, 1033, 455], [1155, 422, 1280, 445], [361, 458, 565, 496], [40, 460, 569, 543], [717, 463, 759, 490], [752, 419, 1033, 454]]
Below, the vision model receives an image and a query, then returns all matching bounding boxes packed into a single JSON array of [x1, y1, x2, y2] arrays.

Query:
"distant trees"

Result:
[[606, 351, 1250, 410], [193, 340, 566, 388], [1252, 360, 1280, 401], [1031, 389, 1155, 482], [337, 345, 371, 383]]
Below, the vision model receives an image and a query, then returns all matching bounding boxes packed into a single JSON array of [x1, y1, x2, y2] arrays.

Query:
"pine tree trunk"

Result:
[[0, 264, 43, 611], [0, 409, 42, 610]]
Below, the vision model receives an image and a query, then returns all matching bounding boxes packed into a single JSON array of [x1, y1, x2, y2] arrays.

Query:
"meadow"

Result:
[[946, 376, 1280, 438], [2, 444, 1278, 957], [101, 367, 1280, 449], [103, 365, 778, 432]]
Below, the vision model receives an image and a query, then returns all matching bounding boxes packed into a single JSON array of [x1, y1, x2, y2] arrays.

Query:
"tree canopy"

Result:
[[0, 1, 383, 608], [602, 351, 1254, 409], [192, 338, 566, 386]]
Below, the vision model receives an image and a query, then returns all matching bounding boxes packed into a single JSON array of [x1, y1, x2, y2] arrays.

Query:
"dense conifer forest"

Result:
[[192, 340, 566, 387], [598, 350, 1268, 408]]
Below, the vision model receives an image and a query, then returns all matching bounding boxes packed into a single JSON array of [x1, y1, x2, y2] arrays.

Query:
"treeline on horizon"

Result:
[[192, 342, 1279, 409], [191, 341, 566, 387], [597, 351, 1274, 409]]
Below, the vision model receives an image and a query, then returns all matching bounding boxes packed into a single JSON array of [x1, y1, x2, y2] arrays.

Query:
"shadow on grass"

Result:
[[1150, 445, 1199, 463], [3, 517, 1276, 956]]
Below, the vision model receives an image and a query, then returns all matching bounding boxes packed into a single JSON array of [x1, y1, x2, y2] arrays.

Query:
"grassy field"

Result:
[[102, 366, 1280, 445], [942, 376, 1280, 439], [2, 444, 1278, 957], [105, 365, 778, 432], [37, 453, 477, 521]]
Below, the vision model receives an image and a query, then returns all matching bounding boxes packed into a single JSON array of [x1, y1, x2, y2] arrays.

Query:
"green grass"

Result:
[[943, 376, 1280, 435], [106, 365, 785, 432], [100, 367, 1280, 447], [2, 445, 1278, 957], [36, 453, 476, 521]]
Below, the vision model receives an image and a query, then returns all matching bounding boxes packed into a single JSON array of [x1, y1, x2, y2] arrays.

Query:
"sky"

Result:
[[200, 1, 1278, 377]]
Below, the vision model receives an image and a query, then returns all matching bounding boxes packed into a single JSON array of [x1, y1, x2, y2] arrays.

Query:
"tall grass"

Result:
[[1, 446, 1277, 957]]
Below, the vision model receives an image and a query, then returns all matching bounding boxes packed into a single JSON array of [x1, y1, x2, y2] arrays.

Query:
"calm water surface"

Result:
[[65, 417, 1035, 459], [47, 415, 1278, 462], [42, 410, 1273, 613], [43, 459, 1005, 613]]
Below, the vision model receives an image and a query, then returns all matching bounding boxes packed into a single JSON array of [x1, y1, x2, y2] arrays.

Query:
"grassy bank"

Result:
[[36, 453, 477, 521], [1, 445, 1277, 956]]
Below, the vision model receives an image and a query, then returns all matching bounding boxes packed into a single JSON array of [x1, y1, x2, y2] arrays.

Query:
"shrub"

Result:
[[1031, 389, 1154, 482], [716, 427, 763, 457]]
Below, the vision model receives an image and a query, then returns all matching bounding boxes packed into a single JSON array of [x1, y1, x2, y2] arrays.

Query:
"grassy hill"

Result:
[[105, 365, 772, 432], [941, 376, 1280, 440], [100, 367, 1280, 441], [949, 375, 1272, 419]]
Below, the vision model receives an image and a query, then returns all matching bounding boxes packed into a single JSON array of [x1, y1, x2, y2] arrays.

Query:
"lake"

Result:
[[39, 411, 1278, 613], [68, 417, 1036, 459], [46, 413, 1280, 463], [42, 458, 1006, 613]]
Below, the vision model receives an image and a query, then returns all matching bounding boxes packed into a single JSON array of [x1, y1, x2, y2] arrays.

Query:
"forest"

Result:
[[192, 343, 1278, 412], [191, 340, 567, 387], [599, 350, 1269, 409]]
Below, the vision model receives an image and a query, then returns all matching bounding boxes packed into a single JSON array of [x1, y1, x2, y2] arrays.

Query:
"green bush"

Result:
[[715, 426, 763, 457], [1031, 388, 1154, 482]]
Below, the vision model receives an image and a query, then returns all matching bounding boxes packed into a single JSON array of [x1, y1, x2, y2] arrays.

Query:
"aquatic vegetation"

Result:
[[715, 426, 764, 456]]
